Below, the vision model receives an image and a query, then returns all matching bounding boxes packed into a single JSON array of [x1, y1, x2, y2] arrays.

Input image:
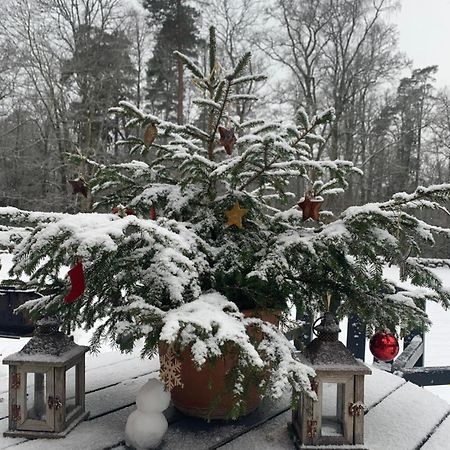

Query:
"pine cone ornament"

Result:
[[143, 123, 158, 147]]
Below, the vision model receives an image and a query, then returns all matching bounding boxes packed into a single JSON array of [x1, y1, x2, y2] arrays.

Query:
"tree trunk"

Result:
[[177, 55, 184, 125]]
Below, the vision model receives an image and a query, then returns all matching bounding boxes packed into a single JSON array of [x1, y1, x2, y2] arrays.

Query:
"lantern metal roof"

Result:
[[3, 317, 89, 367], [301, 312, 371, 375]]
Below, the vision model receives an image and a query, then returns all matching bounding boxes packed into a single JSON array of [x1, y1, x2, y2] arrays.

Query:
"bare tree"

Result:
[[123, 8, 152, 109], [261, 0, 406, 207]]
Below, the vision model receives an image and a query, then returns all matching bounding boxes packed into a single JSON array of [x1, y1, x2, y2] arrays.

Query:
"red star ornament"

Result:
[[69, 176, 88, 197], [218, 126, 237, 155], [298, 195, 324, 221], [225, 201, 248, 228]]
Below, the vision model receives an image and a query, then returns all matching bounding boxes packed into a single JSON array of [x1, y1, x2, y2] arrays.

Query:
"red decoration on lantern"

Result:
[[64, 261, 85, 304], [369, 331, 399, 362], [150, 206, 157, 220]]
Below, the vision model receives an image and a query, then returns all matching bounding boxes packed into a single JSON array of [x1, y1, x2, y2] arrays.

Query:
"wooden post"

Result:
[[8, 366, 18, 431], [353, 375, 365, 445], [76, 359, 86, 411], [404, 300, 425, 367]]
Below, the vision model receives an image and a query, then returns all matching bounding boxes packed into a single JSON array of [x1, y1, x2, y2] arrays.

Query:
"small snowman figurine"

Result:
[[125, 378, 170, 449]]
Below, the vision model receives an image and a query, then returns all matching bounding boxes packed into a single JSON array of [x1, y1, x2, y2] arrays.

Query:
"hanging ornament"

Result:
[[143, 123, 158, 147], [369, 330, 399, 362], [298, 192, 324, 221], [69, 176, 88, 198], [218, 126, 237, 155], [150, 206, 157, 220], [225, 201, 248, 229], [64, 261, 85, 304], [112, 206, 135, 217]]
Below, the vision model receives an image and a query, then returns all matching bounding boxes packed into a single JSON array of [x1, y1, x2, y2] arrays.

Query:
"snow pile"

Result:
[[125, 378, 170, 450]]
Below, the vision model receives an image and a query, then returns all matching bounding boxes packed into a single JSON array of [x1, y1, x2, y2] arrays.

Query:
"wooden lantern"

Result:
[[3, 318, 89, 438], [292, 312, 371, 449]]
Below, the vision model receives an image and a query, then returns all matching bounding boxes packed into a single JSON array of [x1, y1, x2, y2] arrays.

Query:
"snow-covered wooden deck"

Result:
[[1, 344, 450, 450]]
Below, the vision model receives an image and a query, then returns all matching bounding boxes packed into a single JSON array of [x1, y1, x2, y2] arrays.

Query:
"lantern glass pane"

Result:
[[65, 365, 77, 415], [321, 383, 345, 437], [25, 372, 47, 421]]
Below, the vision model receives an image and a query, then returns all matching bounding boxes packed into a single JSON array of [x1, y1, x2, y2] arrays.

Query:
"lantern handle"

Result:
[[312, 316, 323, 337]]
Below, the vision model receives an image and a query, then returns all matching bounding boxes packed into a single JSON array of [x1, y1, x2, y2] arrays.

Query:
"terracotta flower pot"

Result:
[[158, 309, 280, 420]]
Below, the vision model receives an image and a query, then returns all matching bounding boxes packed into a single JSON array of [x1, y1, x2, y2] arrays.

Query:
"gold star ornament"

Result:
[[225, 201, 248, 228]]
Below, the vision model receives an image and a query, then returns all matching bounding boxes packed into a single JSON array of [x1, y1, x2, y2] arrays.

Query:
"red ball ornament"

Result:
[[369, 331, 399, 362]]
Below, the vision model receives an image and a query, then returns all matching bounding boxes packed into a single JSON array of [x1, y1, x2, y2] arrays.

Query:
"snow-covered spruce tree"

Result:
[[1, 27, 450, 416]]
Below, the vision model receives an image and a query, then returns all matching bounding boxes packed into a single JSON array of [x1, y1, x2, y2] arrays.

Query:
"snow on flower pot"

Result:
[[157, 294, 282, 420]]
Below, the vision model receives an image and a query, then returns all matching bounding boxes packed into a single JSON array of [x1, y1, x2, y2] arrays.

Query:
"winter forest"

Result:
[[0, 0, 449, 256]]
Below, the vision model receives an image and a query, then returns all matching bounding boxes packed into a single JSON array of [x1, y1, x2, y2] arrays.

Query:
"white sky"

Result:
[[391, 0, 450, 88]]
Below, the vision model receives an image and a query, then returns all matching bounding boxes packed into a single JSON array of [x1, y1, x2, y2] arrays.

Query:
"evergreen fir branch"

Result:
[[114, 101, 146, 119], [0, 206, 65, 227], [228, 94, 259, 102], [65, 152, 103, 169], [305, 133, 326, 144], [207, 79, 233, 160], [174, 50, 204, 79], [0, 225, 31, 252], [130, 144, 143, 155], [125, 117, 141, 128], [227, 52, 252, 81], [295, 107, 310, 129], [231, 74, 267, 85], [209, 26, 216, 75], [184, 124, 210, 141], [410, 258, 450, 269], [193, 98, 221, 110], [213, 80, 226, 103], [237, 119, 265, 130], [313, 108, 336, 125], [253, 123, 282, 134]]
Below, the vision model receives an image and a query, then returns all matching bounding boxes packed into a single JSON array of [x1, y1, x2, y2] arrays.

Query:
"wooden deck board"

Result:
[[1, 350, 450, 450], [421, 412, 450, 450], [365, 381, 450, 450]]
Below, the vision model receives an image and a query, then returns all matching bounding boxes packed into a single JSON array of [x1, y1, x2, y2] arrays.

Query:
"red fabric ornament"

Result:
[[218, 126, 237, 155], [298, 194, 324, 221], [369, 331, 399, 362], [64, 261, 85, 304], [150, 206, 157, 220]]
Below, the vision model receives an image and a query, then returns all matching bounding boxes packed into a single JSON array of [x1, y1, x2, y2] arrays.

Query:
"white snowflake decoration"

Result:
[[159, 346, 184, 391]]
